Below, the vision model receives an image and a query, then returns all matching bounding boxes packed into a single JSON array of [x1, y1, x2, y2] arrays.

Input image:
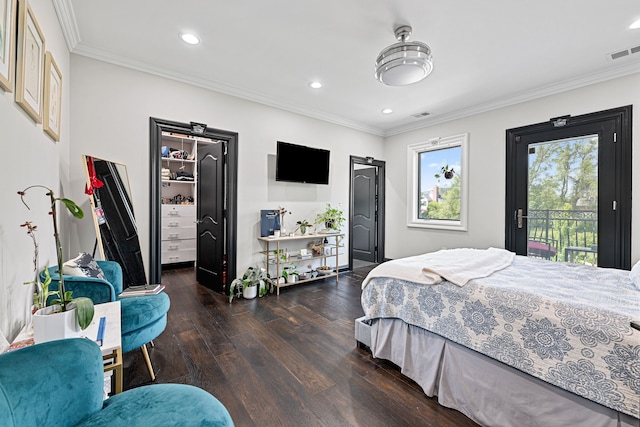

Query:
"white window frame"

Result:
[[407, 133, 469, 231]]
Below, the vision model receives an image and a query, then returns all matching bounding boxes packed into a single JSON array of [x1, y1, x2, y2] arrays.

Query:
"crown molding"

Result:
[[71, 44, 386, 137], [52, 0, 81, 51], [57, 8, 639, 140], [384, 60, 640, 137]]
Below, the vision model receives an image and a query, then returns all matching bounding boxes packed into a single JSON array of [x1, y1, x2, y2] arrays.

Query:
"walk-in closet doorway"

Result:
[[149, 118, 238, 293]]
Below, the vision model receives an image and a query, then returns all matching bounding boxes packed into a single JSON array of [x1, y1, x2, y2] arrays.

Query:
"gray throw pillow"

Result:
[[63, 252, 107, 280]]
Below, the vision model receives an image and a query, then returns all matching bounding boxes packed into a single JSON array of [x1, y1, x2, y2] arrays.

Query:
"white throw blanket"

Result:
[[361, 247, 515, 289]]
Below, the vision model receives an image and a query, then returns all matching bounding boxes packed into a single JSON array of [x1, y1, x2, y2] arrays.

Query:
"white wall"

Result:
[[0, 0, 71, 348], [384, 72, 640, 264], [69, 55, 385, 282]]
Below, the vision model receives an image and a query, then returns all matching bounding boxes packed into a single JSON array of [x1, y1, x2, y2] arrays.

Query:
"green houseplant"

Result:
[[19, 186, 94, 336], [315, 203, 345, 231], [282, 264, 299, 283], [229, 265, 274, 302], [295, 219, 312, 235], [435, 165, 455, 180]]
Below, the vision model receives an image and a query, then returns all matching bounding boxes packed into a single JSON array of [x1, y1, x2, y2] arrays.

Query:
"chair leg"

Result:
[[140, 343, 156, 381], [149, 340, 155, 348]]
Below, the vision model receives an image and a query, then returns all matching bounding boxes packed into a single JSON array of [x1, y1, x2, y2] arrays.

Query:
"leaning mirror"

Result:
[[83, 155, 147, 287]]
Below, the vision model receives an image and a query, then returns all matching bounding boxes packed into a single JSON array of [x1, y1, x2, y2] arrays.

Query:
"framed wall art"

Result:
[[15, 0, 44, 123], [43, 51, 61, 141], [0, 0, 17, 91]]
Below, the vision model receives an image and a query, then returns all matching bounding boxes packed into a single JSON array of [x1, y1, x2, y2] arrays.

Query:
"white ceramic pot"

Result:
[[287, 274, 298, 283], [33, 304, 80, 344], [243, 285, 258, 299]]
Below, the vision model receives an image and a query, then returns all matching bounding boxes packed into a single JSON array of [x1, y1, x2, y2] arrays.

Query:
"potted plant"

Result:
[[229, 265, 274, 302], [435, 165, 455, 180], [295, 219, 312, 235], [272, 248, 288, 263], [315, 203, 345, 232], [282, 265, 299, 283], [18, 186, 94, 342]]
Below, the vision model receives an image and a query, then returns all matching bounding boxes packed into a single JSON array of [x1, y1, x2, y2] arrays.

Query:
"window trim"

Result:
[[407, 133, 469, 231]]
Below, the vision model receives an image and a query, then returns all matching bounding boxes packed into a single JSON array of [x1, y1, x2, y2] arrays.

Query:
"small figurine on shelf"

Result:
[[308, 240, 324, 256]]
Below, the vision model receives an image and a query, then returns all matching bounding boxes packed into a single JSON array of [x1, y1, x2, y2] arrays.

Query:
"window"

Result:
[[407, 133, 469, 230]]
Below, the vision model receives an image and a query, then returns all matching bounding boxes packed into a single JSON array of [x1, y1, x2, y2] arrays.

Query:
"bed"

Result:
[[359, 248, 640, 427]]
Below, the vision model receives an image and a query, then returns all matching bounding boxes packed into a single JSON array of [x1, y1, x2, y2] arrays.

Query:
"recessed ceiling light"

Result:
[[180, 33, 200, 45], [382, 108, 393, 114], [309, 81, 322, 89], [630, 19, 640, 30]]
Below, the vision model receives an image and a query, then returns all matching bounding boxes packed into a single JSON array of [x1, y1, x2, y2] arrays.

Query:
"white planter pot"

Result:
[[243, 285, 258, 299], [33, 304, 80, 344], [287, 274, 298, 283]]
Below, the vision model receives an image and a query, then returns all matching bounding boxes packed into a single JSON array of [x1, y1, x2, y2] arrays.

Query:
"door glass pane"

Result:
[[418, 146, 462, 221], [527, 135, 598, 265]]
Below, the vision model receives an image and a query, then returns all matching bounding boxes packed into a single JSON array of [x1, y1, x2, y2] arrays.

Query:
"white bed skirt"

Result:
[[370, 318, 639, 427]]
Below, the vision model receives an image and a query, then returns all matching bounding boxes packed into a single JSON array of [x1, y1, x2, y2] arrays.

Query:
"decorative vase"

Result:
[[33, 304, 80, 344], [243, 286, 257, 299]]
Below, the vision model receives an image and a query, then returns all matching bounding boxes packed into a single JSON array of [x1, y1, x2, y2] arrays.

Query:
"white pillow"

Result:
[[63, 252, 107, 280], [629, 260, 640, 291]]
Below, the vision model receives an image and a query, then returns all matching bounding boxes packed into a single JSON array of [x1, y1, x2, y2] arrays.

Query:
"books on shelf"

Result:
[[119, 284, 165, 298]]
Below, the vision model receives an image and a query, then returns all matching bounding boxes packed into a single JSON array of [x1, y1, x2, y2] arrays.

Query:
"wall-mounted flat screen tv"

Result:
[[276, 141, 330, 184]]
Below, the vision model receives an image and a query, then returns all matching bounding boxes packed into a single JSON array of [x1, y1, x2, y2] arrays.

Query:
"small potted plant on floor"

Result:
[[229, 265, 274, 302], [18, 186, 94, 343], [315, 203, 345, 232]]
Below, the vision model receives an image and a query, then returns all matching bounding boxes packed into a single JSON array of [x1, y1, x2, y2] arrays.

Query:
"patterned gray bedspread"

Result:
[[361, 256, 640, 418]]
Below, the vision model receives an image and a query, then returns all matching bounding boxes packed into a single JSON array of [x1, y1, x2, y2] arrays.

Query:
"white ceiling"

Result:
[[59, 0, 640, 136]]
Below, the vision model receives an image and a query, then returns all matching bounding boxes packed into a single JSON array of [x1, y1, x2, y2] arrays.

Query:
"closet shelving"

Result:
[[160, 132, 200, 265]]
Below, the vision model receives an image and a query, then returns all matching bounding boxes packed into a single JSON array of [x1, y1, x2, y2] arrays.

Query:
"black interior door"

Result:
[[196, 141, 225, 291], [352, 167, 377, 262]]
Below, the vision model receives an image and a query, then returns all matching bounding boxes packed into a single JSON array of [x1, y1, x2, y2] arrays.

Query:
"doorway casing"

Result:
[[149, 117, 238, 290]]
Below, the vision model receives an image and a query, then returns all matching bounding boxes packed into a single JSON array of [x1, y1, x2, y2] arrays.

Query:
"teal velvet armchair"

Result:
[[43, 261, 170, 380], [0, 339, 234, 427]]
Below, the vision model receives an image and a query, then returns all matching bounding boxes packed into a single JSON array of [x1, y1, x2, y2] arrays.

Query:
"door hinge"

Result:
[[613, 132, 617, 143], [613, 201, 617, 211]]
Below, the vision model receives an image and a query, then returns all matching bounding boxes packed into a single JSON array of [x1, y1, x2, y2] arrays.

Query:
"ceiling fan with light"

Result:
[[374, 25, 433, 86]]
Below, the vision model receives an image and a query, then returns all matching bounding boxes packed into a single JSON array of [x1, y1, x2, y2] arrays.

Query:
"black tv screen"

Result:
[[276, 141, 330, 184]]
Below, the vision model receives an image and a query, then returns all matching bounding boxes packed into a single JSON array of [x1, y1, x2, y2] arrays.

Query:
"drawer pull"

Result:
[[169, 233, 180, 239], [169, 245, 179, 251], [169, 222, 179, 227], [168, 211, 179, 216]]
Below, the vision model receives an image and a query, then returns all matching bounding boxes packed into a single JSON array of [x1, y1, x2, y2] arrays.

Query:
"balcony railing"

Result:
[[527, 209, 597, 265]]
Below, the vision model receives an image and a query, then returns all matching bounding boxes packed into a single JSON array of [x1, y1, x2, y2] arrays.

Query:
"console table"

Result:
[[258, 233, 343, 295]]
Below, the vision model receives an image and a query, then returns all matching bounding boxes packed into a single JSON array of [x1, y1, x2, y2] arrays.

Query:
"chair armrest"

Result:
[[97, 261, 124, 295], [41, 266, 116, 304]]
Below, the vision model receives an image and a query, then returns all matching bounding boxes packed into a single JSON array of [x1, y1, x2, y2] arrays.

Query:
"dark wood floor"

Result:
[[122, 266, 479, 427]]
